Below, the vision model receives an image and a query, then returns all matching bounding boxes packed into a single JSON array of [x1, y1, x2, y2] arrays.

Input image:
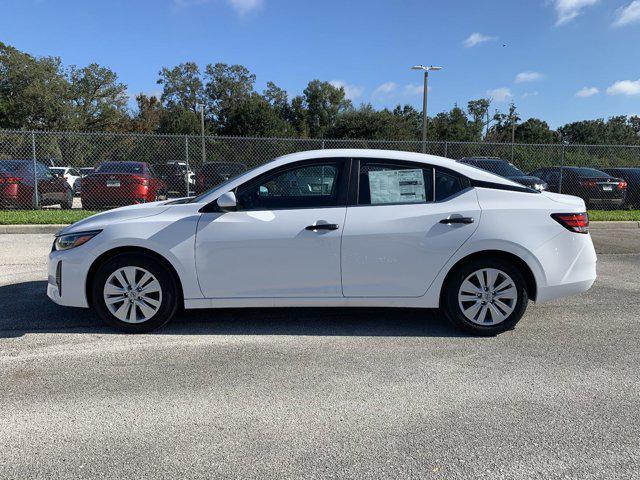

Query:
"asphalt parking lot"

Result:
[[0, 234, 639, 479]]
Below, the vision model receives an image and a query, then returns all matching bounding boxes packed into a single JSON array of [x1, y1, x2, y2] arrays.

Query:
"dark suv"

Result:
[[458, 157, 547, 191], [530, 166, 627, 208], [154, 162, 194, 197]]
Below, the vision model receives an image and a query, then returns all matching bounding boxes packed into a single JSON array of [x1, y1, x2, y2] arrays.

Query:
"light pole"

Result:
[[199, 104, 206, 164], [411, 65, 442, 153]]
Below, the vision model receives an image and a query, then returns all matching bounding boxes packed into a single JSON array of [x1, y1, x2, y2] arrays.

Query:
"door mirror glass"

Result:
[[216, 191, 237, 212]]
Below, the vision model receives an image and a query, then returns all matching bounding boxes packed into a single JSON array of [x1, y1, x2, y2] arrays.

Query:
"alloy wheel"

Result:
[[457, 268, 517, 326], [103, 266, 163, 324]]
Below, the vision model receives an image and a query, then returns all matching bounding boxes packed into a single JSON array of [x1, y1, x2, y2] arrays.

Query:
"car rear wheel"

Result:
[[92, 253, 179, 333], [61, 189, 73, 209], [442, 258, 528, 336]]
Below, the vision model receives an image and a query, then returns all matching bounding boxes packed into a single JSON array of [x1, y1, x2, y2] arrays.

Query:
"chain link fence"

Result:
[[1, 129, 639, 211]]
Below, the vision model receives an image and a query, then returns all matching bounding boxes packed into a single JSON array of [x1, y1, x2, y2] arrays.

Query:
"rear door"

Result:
[[341, 159, 480, 297]]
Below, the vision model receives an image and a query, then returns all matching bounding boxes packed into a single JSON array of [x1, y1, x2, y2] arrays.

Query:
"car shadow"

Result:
[[0, 281, 466, 339]]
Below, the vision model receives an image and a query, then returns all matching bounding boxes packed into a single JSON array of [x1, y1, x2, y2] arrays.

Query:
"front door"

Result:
[[341, 159, 481, 297], [195, 159, 348, 298]]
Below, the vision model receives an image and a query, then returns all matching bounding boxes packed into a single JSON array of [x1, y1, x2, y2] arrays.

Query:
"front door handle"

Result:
[[439, 217, 475, 225], [305, 223, 339, 231]]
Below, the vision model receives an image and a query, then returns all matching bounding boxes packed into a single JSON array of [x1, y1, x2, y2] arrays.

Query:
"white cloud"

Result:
[[551, 0, 599, 25], [515, 71, 544, 83], [606, 79, 640, 96], [522, 91, 539, 98], [463, 32, 496, 48], [372, 82, 398, 98], [613, 1, 640, 27], [174, 0, 263, 15], [226, 0, 263, 15], [329, 80, 364, 100], [403, 83, 424, 97], [575, 86, 599, 97], [487, 87, 512, 103]]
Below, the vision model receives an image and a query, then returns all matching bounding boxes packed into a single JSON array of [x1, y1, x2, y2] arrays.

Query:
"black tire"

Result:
[[61, 189, 73, 209], [442, 257, 529, 336], [91, 253, 179, 333]]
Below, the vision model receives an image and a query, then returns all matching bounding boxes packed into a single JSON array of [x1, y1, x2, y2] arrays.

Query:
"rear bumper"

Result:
[[587, 197, 625, 206], [534, 231, 597, 303]]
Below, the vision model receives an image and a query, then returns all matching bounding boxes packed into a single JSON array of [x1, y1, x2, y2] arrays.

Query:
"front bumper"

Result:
[[46, 247, 91, 308]]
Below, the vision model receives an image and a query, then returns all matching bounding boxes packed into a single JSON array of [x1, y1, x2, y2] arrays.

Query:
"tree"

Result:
[[300, 80, 352, 138], [157, 62, 203, 112], [0, 42, 72, 130], [466, 98, 491, 140], [131, 94, 164, 133], [326, 104, 420, 140], [68, 63, 128, 131], [204, 63, 256, 124], [218, 93, 293, 137], [515, 118, 558, 144], [429, 105, 479, 141]]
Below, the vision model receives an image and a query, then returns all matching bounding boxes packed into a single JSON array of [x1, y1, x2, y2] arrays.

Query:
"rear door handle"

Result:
[[439, 217, 475, 224], [305, 223, 339, 231]]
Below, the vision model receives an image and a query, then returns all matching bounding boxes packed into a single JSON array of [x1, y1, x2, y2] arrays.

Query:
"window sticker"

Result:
[[368, 169, 426, 204]]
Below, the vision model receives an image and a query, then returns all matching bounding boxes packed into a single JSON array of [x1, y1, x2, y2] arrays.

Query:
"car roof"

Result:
[[459, 157, 506, 162], [195, 149, 525, 203]]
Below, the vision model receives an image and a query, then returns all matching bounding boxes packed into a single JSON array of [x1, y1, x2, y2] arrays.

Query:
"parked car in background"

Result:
[[51, 167, 81, 195], [0, 160, 73, 209], [154, 162, 194, 197], [195, 162, 247, 194], [458, 157, 548, 191], [81, 161, 167, 210], [79, 167, 95, 177], [601, 167, 640, 208], [48, 149, 597, 335], [530, 166, 627, 209]]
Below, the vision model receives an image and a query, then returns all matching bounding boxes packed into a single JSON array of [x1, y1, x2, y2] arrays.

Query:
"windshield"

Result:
[[0, 161, 34, 176], [471, 160, 526, 177], [95, 162, 145, 174]]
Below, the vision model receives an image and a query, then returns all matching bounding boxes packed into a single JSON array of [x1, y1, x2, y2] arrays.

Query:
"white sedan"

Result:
[[47, 150, 597, 335]]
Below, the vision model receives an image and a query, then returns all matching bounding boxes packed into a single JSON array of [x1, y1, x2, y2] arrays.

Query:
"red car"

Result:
[[81, 162, 167, 210], [0, 160, 73, 209]]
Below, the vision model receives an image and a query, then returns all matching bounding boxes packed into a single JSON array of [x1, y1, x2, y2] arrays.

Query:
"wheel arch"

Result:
[[85, 246, 185, 309], [439, 250, 538, 304]]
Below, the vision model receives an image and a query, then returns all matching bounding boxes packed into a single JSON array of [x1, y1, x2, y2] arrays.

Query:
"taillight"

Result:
[[0, 176, 22, 184], [578, 180, 597, 188], [618, 181, 627, 189], [129, 177, 149, 186], [551, 213, 589, 234]]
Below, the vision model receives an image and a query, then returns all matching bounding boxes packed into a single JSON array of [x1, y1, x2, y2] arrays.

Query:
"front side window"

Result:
[[358, 162, 434, 205], [236, 162, 343, 210]]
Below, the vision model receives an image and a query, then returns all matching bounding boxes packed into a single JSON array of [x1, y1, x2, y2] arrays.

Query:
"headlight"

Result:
[[54, 230, 102, 251]]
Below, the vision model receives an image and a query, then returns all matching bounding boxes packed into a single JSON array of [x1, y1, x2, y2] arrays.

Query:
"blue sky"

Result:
[[1, 0, 640, 127]]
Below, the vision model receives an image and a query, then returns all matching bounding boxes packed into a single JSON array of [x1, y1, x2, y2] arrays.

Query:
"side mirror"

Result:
[[216, 191, 237, 212]]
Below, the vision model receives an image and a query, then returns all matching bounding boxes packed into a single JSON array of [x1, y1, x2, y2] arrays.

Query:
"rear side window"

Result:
[[435, 169, 465, 201], [358, 162, 433, 205]]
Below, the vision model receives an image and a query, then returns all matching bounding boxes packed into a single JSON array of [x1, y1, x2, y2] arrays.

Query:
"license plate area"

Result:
[[602, 185, 613, 191], [106, 180, 121, 187]]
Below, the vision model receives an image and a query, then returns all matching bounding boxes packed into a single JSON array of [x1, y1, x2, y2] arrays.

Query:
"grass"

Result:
[[587, 210, 640, 221], [0, 209, 98, 225], [0, 208, 638, 225]]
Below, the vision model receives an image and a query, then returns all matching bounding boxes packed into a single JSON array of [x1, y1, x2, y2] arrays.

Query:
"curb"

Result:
[[0, 224, 68, 234], [589, 221, 640, 229]]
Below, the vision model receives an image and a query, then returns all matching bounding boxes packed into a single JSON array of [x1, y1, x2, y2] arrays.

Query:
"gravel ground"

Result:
[[0, 234, 639, 479]]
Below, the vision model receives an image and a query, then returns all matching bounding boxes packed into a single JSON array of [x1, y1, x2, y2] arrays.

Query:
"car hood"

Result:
[[59, 201, 172, 235]]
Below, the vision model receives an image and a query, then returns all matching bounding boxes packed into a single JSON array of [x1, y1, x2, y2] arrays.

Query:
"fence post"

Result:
[[31, 131, 39, 209], [510, 141, 515, 163], [559, 143, 565, 194], [184, 135, 190, 196], [321, 140, 325, 150], [444, 141, 448, 158]]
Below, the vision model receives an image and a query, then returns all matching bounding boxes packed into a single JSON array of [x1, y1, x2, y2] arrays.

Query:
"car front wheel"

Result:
[[92, 253, 179, 333], [442, 258, 528, 336]]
